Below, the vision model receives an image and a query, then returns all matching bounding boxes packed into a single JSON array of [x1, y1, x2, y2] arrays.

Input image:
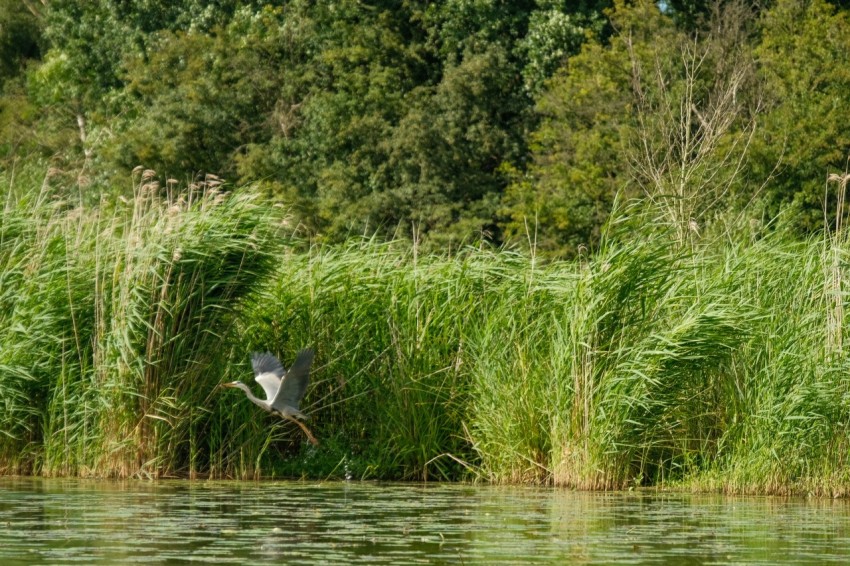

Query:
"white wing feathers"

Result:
[[251, 350, 314, 408], [252, 352, 285, 402], [254, 372, 281, 402]]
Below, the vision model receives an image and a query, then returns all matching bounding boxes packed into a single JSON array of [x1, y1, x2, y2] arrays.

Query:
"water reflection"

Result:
[[0, 478, 848, 564]]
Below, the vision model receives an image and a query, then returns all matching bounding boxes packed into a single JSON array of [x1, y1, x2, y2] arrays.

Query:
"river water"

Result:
[[0, 478, 848, 564]]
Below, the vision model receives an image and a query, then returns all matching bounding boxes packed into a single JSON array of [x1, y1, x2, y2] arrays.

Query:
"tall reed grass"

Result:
[[2, 167, 850, 494], [0, 168, 285, 478]]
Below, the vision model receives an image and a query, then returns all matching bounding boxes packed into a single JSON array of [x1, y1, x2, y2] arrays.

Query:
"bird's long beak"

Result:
[[219, 382, 237, 389]]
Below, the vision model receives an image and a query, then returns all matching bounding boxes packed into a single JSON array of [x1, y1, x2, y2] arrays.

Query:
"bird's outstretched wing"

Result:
[[272, 349, 314, 413], [252, 352, 284, 402], [252, 352, 285, 377]]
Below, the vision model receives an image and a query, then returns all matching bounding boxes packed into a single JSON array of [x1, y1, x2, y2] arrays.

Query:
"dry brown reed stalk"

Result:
[[627, 0, 758, 244], [825, 171, 850, 355]]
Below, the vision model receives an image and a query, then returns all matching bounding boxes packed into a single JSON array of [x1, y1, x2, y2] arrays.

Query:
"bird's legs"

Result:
[[284, 415, 319, 446]]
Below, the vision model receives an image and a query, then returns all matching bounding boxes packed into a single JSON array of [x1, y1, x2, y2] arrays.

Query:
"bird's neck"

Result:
[[235, 382, 271, 411]]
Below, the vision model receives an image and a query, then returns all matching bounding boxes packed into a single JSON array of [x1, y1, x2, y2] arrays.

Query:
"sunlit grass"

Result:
[[2, 167, 850, 494], [0, 167, 285, 478]]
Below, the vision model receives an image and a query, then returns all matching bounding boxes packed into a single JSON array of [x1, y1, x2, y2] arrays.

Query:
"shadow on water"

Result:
[[0, 478, 849, 564]]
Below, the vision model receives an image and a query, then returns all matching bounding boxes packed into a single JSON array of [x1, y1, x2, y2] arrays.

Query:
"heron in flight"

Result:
[[222, 349, 319, 445]]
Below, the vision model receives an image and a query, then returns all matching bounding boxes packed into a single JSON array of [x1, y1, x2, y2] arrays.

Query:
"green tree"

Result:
[[236, 1, 609, 244], [501, 2, 675, 256], [5, 1, 615, 245], [0, 0, 43, 161], [109, 7, 299, 178], [42, 0, 253, 101], [502, 0, 757, 256], [0, 0, 43, 89], [750, 0, 850, 232]]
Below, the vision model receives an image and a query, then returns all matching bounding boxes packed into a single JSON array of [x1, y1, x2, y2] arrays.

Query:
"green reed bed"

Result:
[[0, 169, 284, 477], [687, 236, 850, 496], [464, 226, 747, 489], [467, 227, 850, 496], [3, 172, 850, 493], [240, 240, 513, 480]]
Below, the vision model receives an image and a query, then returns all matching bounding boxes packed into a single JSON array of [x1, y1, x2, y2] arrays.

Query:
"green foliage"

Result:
[[0, 1, 43, 160], [111, 8, 292, 177], [0, 0, 42, 89], [7, 0, 850, 255], [8, 0, 850, 493], [1, 0, 613, 248], [501, 1, 676, 257], [503, 0, 759, 256], [42, 0, 253, 99], [749, 0, 850, 232], [0, 168, 285, 477], [519, 4, 606, 93], [241, 240, 486, 480], [6, 169, 850, 495]]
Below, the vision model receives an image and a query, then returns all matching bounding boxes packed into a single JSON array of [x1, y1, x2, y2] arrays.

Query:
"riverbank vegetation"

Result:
[[4, 165, 850, 496], [3, 0, 850, 495]]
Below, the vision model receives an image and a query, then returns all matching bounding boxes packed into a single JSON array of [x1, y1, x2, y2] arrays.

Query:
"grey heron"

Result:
[[222, 349, 319, 445]]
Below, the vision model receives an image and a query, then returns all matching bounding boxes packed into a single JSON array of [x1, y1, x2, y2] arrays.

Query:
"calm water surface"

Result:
[[0, 478, 848, 564]]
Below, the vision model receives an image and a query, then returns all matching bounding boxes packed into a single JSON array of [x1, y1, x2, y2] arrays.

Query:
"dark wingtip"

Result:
[[294, 348, 315, 367]]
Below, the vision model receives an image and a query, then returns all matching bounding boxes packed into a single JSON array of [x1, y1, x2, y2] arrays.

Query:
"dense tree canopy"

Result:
[[751, 0, 850, 231], [2, 0, 850, 253]]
